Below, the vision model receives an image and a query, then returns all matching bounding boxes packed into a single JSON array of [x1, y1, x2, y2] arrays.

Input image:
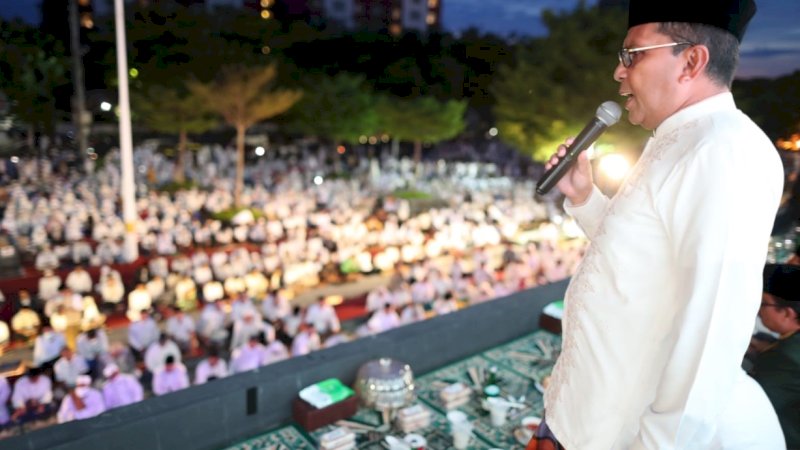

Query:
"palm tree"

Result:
[[189, 64, 302, 206]]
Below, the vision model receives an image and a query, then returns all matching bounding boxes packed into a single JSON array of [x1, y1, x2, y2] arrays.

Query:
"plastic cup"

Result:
[[451, 420, 473, 449], [488, 398, 510, 427]]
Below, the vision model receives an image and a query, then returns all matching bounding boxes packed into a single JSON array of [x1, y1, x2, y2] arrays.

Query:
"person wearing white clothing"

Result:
[[165, 308, 196, 353], [127, 311, 160, 358], [152, 356, 189, 396], [262, 340, 290, 366], [11, 367, 53, 422], [64, 266, 93, 294], [32, 323, 66, 368], [261, 289, 290, 323], [197, 301, 228, 348], [305, 296, 340, 337], [538, 3, 784, 448], [0, 376, 10, 425], [56, 375, 105, 424], [366, 303, 401, 334], [144, 335, 182, 374], [54, 348, 90, 388], [101, 363, 144, 410], [291, 323, 321, 357], [193, 350, 228, 384], [230, 312, 274, 351], [229, 336, 268, 374]]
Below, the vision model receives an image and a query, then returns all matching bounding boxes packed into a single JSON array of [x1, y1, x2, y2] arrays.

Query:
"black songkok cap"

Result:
[[763, 264, 800, 302], [628, 0, 757, 42]]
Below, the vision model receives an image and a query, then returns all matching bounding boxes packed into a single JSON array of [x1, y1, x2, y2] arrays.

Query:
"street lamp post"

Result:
[[114, 0, 139, 262], [68, 0, 88, 156]]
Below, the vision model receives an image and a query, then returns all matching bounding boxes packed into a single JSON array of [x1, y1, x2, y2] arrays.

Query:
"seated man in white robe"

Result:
[[127, 310, 160, 360], [57, 375, 105, 424], [291, 322, 321, 357], [305, 296, 341, 338], [144, 334, 182, 375], [76, 328, 109, 378], [126, 284, 153, 321], [230, 335, 268, 374], [65, 265, 93, 295], [197, 300, 228, 349], [102, 363, 144, 410], [11, 366, 54, 423], [0, 376, 9, 426], [230, 311, 274, 351], [263, 339, 290, 366], [32, 321, 66, 368], [165, 307, 196, 354], [152, 355, 189, 396], [37, 269, 62, 302], [54, 347, 90, 389], [366, 303, 402, 334], [193, 349, 228, 385], [261, 289, 290, 324]]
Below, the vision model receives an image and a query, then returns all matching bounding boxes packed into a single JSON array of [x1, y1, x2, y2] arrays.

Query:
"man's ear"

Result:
[[681, 45, 710, 82]]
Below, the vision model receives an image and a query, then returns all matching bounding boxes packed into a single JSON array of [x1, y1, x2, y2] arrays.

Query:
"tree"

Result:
[[0, 20, 69, 149], [376, 95, 467, 165], [283, 72, 377, 145], [132, 85, 218, 182], [734, 71, 800, 141], [491, 4, 646, 162], [188, 64, 302, 206]]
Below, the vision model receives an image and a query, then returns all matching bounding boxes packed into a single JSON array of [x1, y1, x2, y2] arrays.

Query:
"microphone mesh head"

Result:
[[596, 101, 622, 127]]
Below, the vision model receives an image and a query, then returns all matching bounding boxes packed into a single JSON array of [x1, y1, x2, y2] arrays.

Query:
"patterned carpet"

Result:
[[224, 330, 561, 450]]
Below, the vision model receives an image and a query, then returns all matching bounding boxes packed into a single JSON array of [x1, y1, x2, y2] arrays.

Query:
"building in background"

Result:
[[211, 0, 440, 35]]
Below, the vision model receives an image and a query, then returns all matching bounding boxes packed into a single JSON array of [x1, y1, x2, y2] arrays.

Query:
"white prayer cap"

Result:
[[103, 363, 119, 378], [76, 374, 92, 386]]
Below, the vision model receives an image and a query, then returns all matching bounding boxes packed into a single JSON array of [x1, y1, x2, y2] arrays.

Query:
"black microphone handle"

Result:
[[535, 118, 608, 196]]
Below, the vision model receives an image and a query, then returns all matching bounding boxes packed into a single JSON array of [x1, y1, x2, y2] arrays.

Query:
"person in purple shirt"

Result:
[[152, 355, 189, 396], [101, 363, 144, 410], [57, 375, 106, 423]]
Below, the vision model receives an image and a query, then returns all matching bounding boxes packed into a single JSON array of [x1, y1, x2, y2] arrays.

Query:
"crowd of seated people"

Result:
[[0, 237, 585, 437], [0, 143, 586, 437]]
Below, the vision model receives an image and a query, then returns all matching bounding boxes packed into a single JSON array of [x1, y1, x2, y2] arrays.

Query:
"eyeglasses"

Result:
[[618, 42, 694, 68], [760, 303, 784, 309]]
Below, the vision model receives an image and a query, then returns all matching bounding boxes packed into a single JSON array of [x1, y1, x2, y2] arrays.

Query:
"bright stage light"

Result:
[[598, 154, 630, 181]]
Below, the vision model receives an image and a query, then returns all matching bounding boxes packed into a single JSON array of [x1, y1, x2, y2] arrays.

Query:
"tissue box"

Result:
[[292, 394, 359, 431]]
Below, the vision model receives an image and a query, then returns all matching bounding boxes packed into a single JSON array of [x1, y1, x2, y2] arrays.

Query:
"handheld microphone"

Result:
[[535, 101, 622, 196]]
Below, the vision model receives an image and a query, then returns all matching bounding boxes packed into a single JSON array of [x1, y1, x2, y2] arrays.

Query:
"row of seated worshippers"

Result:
[[7, 143, 555, 280], [6, 232, 584, 354]]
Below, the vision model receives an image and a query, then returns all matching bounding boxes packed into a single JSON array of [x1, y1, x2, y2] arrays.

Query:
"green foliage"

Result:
[[132, 85, 218, 135], [0, 20, 68, 138], [734, 71, 800, 140], [189, 64, 302, 129], [376, 95, 467, 144], [189, 63, 302, 206], [157, 180, 199, 194], [491, 4, 646, 161], [210, 207, 265, 223], [392, 189, 433, 200], [283, 72, 378, 144]]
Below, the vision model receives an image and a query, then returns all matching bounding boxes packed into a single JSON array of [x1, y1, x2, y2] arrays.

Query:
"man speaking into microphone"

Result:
[[529, 1, 786, 449]]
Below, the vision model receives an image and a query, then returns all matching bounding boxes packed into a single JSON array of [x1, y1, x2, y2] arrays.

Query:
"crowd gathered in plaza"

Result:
[[0, 141, 586, 434]]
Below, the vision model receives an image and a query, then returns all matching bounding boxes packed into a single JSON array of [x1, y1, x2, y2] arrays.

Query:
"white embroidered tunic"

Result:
[[545, 94, 784, 449]]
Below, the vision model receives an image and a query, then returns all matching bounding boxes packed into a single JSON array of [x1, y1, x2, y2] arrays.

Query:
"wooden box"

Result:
[[292, 395, 359, 431]]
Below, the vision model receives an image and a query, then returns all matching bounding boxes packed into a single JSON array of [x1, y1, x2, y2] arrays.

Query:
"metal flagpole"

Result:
[[114, 0, 139, 262]]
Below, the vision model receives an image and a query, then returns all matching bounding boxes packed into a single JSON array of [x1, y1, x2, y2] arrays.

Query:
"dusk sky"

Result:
[[1, 0, 798, 79]]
